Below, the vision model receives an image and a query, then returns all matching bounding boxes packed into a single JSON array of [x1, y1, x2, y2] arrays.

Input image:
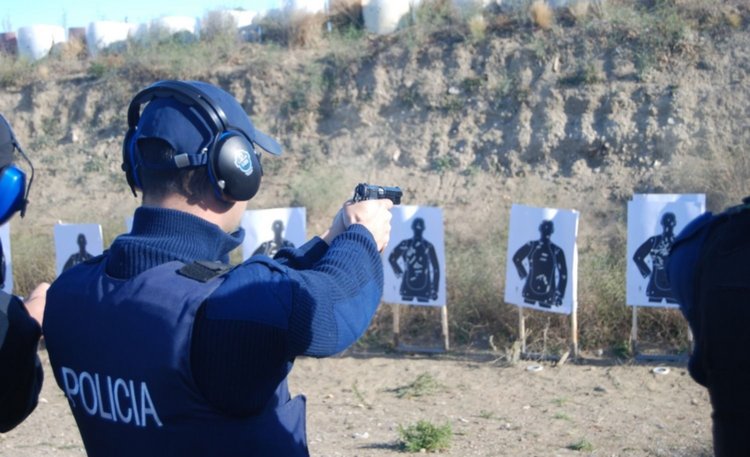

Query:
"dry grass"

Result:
[[200, 10, 241, 43], [288, 12, 328, 48], [725, 9, 743, 29], [530, 1, 555, 30], [566, 0, 591, 23], [329, 0, 364, 30], [467, 14, 488, 42], [54, 37, 87, 61]]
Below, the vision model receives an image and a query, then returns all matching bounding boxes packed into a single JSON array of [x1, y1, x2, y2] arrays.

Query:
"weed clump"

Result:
[[398, 420, 452, 453], [567, 438, 594, 452], [393, 373, 443, 399]]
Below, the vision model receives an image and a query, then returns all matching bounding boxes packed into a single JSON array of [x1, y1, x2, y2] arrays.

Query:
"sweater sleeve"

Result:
[[0, 294, 43, 432], [285, 224, 384, 357], [272, 236, 329, 270]]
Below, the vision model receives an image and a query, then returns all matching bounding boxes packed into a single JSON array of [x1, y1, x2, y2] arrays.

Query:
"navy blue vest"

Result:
[[44, 257, 309, 457]]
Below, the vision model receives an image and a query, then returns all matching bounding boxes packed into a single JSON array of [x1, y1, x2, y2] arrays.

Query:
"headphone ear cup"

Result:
[[0, 165, 27, 226], [209, 132, 262, 202]]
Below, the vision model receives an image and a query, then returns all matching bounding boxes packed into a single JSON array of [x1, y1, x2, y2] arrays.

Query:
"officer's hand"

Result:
[[343, 199, 393, 252], [24, 282, 50, 328], [321, 204, 348, 245]]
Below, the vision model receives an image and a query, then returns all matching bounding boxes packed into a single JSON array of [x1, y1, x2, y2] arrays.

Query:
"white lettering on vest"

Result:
[[79, 372, 98, 415], [140, 382, 163, 427], [61, 366, 79, 408], [113, 378, 132, 424], [60, 366, 163, 428]]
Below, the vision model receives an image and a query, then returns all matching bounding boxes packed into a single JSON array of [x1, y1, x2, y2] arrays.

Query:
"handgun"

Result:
[[352, 183, 402, 205]]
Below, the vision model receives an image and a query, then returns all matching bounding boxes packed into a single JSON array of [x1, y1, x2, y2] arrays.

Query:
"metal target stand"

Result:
[[392, 304, 450, 354]]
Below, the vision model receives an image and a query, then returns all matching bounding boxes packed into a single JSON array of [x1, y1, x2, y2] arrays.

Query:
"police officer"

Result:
[[669, 198, 750, 457], [43, 80, 392, 456], [0, 113, 48, 432]]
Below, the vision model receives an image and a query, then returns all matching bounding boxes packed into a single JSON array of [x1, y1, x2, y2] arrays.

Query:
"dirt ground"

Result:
[[1, 350, 713, 456]]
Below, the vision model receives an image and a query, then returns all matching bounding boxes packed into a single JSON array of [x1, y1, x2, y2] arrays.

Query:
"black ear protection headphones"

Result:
[[0, 114, 34, 226], [121, 80, 262, 202]]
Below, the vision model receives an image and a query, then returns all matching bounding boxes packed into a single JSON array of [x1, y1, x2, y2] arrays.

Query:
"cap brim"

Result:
[[253, 128, 282, 156]]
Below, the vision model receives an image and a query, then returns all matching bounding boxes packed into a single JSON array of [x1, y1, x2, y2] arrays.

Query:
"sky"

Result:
[[1, 0, 283, 32]]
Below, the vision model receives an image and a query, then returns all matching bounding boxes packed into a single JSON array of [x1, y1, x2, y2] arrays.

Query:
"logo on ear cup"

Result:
[[233, 149, 254, 176]]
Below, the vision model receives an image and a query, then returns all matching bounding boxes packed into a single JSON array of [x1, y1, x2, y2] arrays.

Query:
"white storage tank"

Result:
[[224, 10, 258, 28], [452, 0, 494, 9], [17, 25, 66, 60], [362, 0, 413, 35], [86, 21, 137, 56], [150, 16, 201, 37]]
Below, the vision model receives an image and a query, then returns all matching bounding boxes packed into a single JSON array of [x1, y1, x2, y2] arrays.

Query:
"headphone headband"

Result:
[[127, 81, 228, 142]]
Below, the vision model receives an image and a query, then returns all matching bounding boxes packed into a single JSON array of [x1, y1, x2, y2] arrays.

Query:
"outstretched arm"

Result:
[[190, 200, 392, 417]]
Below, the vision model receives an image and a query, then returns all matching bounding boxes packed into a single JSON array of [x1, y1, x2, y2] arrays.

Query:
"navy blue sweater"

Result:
[[105, 207, 384, 416]]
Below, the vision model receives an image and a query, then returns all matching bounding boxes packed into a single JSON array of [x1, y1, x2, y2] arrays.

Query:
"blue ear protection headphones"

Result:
[[0, 115, 33, 226], [121, 80, 263, 202]]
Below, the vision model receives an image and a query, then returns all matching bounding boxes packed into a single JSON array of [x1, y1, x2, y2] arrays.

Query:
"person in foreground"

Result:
[[0, 113, 48, 432], [668, 197, 750, 457], [43, 80, 392, 456]]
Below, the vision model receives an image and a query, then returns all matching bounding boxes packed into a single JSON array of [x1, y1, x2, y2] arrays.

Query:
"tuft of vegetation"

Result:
[[612, 340, 632, 359], [0, 54, 36, 88], [567, 438, 594, 452], [431, 154, 459, 174], [351, 381, 372, 409], [393, 373, 443, 399], [478, 410, 496, 419], [398, 420, 452, 453], [558, 62, 602, 86], [467, 14, 488, 43]]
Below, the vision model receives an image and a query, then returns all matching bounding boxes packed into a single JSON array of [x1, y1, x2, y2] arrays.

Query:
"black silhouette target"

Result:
[[240, 207, 306, 260], [383, 206, 446, 307], [54, 223, 103, 277], [626, 194, 705, 308], [504, 204, 579, 315]]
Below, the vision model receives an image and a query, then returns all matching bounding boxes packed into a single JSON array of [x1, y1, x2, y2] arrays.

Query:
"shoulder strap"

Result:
[[177, 260, 233, 283]]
